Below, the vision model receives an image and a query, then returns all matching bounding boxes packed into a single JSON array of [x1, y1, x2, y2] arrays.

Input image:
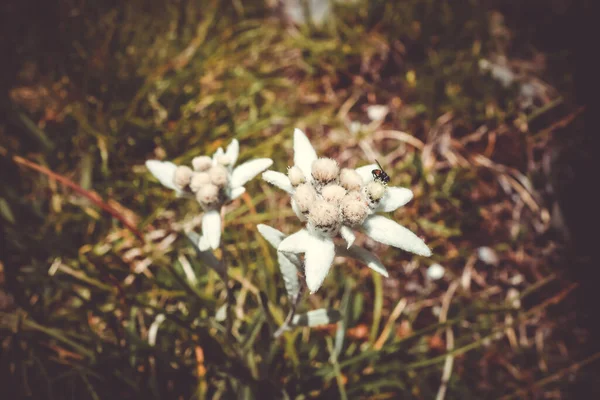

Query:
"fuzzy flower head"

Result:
[[262, 129, 431, 293], [146, 139, 273, 250]]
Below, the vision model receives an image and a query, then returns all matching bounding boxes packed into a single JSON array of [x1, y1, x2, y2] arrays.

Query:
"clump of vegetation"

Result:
[[0, 0, 592, 398]]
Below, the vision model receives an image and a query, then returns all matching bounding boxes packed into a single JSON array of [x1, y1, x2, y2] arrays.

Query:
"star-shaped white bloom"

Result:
[[262, 129, 431, 293], [146, 139, 272, 250]]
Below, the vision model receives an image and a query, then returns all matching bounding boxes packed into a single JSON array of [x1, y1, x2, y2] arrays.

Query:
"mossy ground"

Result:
[[0, 1, 593, 398]]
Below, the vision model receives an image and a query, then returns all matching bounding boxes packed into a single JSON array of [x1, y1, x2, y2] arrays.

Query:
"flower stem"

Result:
[[273, 285, 305, 339], [164, 262, 214, 307]]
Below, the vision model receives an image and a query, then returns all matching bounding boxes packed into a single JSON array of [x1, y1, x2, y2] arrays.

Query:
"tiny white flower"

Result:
[[307, 200, 340, 236], [340, 193, 368, 226], [195, 183, 220, 208], [146, 139, 273, 249], [339, 168, 363, 191], [262, 128, 431, 293], [287, 165, 306, 187], [366, 104, 389, 122], [192, 156, 212, 171], [427, 263, 445, 280], [311, 158, 339, 186], [477, 246, 499, 266], [292, 183, 317, 217], [173, 166, 193, 190], [321, 184, 346, 205], [189, 172, 211, 192], [209, 164, 229, 187], [365, 181, 386, 200]]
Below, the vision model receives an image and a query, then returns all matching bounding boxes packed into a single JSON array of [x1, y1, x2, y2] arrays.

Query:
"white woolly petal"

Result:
[[340, 225, 356, 249], [293, 128, 318, 180], [291, 199, 307, 221], [291, 309, 342, 327], [376, 187, 414, 212], [229, 187, 246, 200], [262, 170, 294, 194], [355, 164, 378, 184], [336, 245, 389, 277], [225, 139, 239, 167], [362, 215, 431, 256], [212, 147, 224, 165], [197, 234, 211, 252], [257, 224, 286, 248], [231, 158, 273, 189], [257, 224, 301, 297], [202, 210, 221, 250], [256, 224, 304, 268], [278, 252, 301, 298], [146, 160, 181, 193], [278, 229, 311, 254], [304, 234, 336, 293]]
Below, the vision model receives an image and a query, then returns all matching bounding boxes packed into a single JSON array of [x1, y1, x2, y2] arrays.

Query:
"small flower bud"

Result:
[[192, 156, 212, 171], [345, 190, 364, 202], [209, 165, 229, 187], [292, 183, 317, 215], [339, 168, 363, 191], [321, 184, 347, 205], [291, 199, 307, 221], [287, 165, 306, 186], [196, 183, 220, 208], [189, 172, 211, 192], [308, 200, 341, 236], [311, 158, 339, 185], [173, 166, 193, 189], [216, 154, 232, 166], [341, 194, 369, 226], [364, 181, 386, 204]]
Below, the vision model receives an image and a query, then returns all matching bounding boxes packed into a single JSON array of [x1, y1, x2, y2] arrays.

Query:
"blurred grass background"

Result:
[[0, 0, 597, 398]]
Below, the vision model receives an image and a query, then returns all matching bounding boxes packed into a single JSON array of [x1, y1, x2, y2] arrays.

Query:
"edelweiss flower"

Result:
[[262, 129, 431, 293], [146, 139, 272, 250]]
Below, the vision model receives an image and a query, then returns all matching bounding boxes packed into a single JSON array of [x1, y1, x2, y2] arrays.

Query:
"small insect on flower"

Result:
[[371, 160, 390, 184]]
